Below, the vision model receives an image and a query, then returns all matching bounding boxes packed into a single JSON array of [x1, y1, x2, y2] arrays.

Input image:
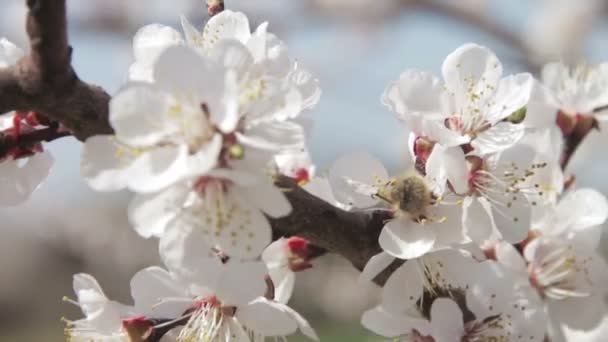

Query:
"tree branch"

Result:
[[0, 0, 113, 142], [0, 125, 69, 159]]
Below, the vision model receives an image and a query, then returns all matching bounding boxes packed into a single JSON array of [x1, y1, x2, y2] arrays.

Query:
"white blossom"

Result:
[[362, 249, 545, 342], [63, 274, 137, 341], [147, 238, 318, 341], [329, 151, 467, 260], [527, 61, 608, 130], [262, 237, 315, 304], [129, 10, 320, 121], [495, 188, 608, 338], [384, 43, 533, 156], [0, 38, 54, 206]]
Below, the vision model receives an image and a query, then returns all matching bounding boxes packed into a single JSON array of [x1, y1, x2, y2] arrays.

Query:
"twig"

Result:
[[207, 0, 225, 16], [0, 125, 70, 159], [0, 0, 113, 141]]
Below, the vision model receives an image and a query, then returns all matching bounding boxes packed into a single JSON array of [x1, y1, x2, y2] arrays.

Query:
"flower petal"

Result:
[[238, 181, 291, 218], [130, 266, 190, 318], [127, 182, 190, 238], [109, 83, 177, 146], [328, 151, 388, 208], [491, 190, 531, 243], [379, 218, 437, 259], [235, 298, 298, 336], [442, 43, 502, 100], [472, 122, 525, 156], [382, 70, 445, 119], [0, 150, 53, 205], [484, 73, 534, 124], [203, 10, 251, 49], [359, 251, 395, 284], [361, 307, 425, 338], [127, 145, 189, 193], [544, 188, 608, 235], [430, 298, 465, 341], [129, 24, 184, 82], [81, 135, 134, 191], [217, 261, 267, 307], [462, 196, 493, 243], [382, 260, 423, 314]]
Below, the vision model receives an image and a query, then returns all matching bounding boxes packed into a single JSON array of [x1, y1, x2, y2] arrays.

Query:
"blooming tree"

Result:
[[1, 1, 608, 341]]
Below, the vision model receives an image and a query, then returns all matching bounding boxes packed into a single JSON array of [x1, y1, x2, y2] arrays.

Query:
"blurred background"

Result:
[[1, 0, 608, 340]]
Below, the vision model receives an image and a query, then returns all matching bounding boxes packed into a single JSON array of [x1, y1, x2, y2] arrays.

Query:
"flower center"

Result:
[[178, 296, 236, 342], [527, 241, 592, 300]]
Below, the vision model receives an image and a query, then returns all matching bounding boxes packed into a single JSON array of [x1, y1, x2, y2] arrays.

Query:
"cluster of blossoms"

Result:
[[64, 10, 321, 341], [326, 43, 608, 341], [2, 4, 608, 342]]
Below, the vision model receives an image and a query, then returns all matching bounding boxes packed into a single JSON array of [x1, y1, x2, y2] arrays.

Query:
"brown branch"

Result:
[[560, 116, 599, 170], [0, 0, 113, 141], [270, 176, 396, 283], [207, 0, 225, 16], [0, 125, 70, 159]]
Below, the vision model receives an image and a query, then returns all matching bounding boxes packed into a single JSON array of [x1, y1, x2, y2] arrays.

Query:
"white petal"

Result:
[[0, 38, 24, 67], [382, 260, 423, 314], [546, 188, 608, 235], [158, 222, 221, 286], [129, 24, 184, 82], [484, 73, 534, 124], [153, 45, 223, 106], [236, 298, 298, 336], [184, 133, 222, 177], [462, 196, 493, 243], [238, 181, 291, 218], [217, 261, 267, 307], [494, 241, 527, 274], [430, 298, 464, 342], [130, 266, 190, 318], [428, 145, 468, 195], [73, 273, 107, 316], [168, 185, 272, 259], [425, 145, 447, 194], [359, 251, 395, 284], [180, 15, 202, 48], [524, 81, 560, 129], [127, 183, 190, 238], [238, 121, 305, 151], [0, 151, 53, 206], [382, 70, 445, 118], [361, 307, 406, 338], [209, 40, 254, 77], [203, 10, 251, 49], [81, 135, 190, 193], [80, 135, 134, 191], [491, 190, 531, 243], [472, 122, 525, 155], [274, 272, 295, 304], [281, 305, 320, 341], [442, 43, 502, 98], [109, 83, 177, 146], [290, 67, 321, 111], [548, 295, 607, 331], [127, 145, 189, 193], [328, 151, 388, 208], [379, 218, 437, 259]]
